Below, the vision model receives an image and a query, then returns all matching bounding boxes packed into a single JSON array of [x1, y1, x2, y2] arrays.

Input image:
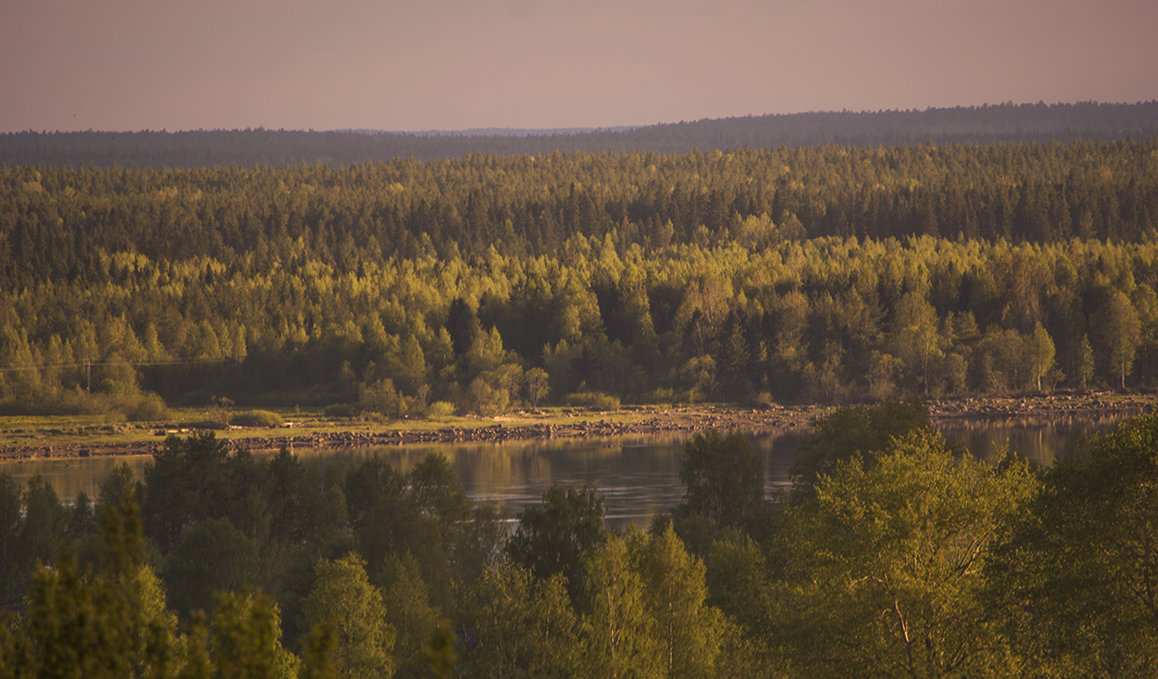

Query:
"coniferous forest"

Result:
[[2, 139, 1158, 416]]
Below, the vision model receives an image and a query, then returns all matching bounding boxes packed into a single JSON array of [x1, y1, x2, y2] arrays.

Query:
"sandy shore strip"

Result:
[[0, 392, 1152, 461]]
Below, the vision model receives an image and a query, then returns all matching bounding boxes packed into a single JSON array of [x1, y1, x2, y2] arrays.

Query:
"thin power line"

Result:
[[0, 357, 232, 373]]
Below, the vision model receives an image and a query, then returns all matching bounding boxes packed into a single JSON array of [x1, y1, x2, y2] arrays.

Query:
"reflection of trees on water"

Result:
[[1, 454, 153, 507], [938, 413, 1131, 468], [2, 415, 1137, 524]]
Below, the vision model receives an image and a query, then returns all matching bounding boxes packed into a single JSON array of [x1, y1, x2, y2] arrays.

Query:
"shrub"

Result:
[[125, 392, 169, 421], [323, 403, 358, 418], [564, 391, 621, 411], [427, 401, 456, 419], [230, 409, 285, 428], [358, 378, 406, 418], [468, 378, 510, 417]]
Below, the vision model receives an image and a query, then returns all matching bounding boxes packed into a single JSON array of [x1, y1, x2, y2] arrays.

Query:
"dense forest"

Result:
[[4, 404, 1158, 677], [2, 140, 1157, 415], [2, 101, 1156, 167]]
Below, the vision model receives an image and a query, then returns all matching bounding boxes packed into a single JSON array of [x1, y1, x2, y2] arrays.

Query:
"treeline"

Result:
[[1, 235, 1156, 415], [5, 142, 1158, 281], [2, 101, 1156, 167], [5, 405, 1158, 676]]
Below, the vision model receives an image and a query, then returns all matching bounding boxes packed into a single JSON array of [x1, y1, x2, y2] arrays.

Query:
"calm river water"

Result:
[[0, 414, 1126, 527]]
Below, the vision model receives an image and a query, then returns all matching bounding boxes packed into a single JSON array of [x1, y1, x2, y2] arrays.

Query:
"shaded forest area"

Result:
[[2, 141, 1158, 416], [5, 404, 1158, 677], [2, 101, 1156, 167]]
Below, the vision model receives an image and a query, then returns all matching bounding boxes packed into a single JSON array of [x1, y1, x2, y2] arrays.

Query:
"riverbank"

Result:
[[0, 392, 1151, 461]]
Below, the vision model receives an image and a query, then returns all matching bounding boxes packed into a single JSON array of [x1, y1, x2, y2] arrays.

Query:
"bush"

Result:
[[563, 391, 621, 411], [323, 403, 358, 418], [26, 387, 167, 422], [642, 388, 679, 404], [358, 378, 407, 418], [752, 391, 775, 408], [125, 392, 169, 421], [230, 410, 284, 428], [426, 401, 456, 419], [467, 378, 510, 417]]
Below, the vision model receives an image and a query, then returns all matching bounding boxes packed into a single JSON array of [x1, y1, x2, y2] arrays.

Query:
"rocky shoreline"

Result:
[[0, 392, 1152, 461]]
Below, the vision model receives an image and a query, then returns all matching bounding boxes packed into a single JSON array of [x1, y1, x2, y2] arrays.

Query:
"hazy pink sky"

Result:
[[2, 0, 1155, 132]]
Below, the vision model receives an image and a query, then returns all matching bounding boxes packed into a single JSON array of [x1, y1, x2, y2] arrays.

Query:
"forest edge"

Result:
[[0, 391, 1151, 461]]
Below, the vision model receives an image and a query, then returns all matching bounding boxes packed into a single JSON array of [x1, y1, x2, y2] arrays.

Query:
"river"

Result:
[[0, 413, 1125, 527]]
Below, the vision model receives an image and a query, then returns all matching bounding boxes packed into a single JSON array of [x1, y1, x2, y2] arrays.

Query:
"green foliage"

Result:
[[524, 367, 550, 409], [229, 410, 284, 428], [14, 477, 66, 597], [357, 378, 408, 418], [464, 563, 581, 679], [14, 416, 1158, 676], [321, 403, 356, 418], [163, 519, 261, 617], [380, 554, 441, 674], [0, 473, 25, 603], [583, 534, 663, 679], [23, 557, 184, 679], [563, 390, 621, 411], [1094, 290, 1143, 388], [0, 613, 34, 679], [301, 554, 394, 679], [143, 434, 234, 552], [988, 413, 1158, 675], [421, 620, 457, 679], [671, 431, 768, 551], [776, 429, 1036, 677], [298, 623, 338, 679], [465, 376, 509, 417], [3, 140, 1158, 415], [425, 401, 455, 419], [790, 398, 930, 498], [20, 491, 183, 679], [704, 538, 776, 649], [209, 590, 298, 679], [632, 525, 729, 679], [507, 485, 608, 605]]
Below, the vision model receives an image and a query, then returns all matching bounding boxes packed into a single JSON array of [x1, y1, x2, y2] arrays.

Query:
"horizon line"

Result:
[[5, 99, 1155, 137]]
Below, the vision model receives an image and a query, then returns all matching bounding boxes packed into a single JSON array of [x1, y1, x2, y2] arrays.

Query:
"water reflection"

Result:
[[0, 416, 1125, 527], [293, 435, 694, 525], [1, 454, 154, 504], [939, 414, 1114, 468]]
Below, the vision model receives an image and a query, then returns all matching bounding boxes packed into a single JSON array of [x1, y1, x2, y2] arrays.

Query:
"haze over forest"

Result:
[[3, 101, 1158, 167]]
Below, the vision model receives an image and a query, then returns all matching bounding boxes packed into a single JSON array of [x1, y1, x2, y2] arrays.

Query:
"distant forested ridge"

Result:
[[1, 139, 1157, 413], [2, 100, 1156, 167]]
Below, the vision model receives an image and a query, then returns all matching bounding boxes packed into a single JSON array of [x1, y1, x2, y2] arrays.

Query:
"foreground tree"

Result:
[[789, 398, 931, 500], [675, 431, 765, 541], [209, 590, 298, 679], [300, 554, 394, 679], [19, 492, 183, 679], [583, 534, 663, 679], [507, 484, 607, 603], [988, 413, 1158, 675], [632, 525, 733, 679], [464, 562, 581, 679], [776, 428, 1035, 677]]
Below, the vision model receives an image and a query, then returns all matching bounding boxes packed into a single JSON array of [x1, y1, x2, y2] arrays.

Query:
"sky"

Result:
[[1, 0, 1156, 133]]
